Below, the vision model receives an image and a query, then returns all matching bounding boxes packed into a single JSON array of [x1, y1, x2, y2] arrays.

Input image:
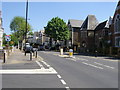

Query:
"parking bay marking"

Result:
[[94, 62, 115, 69], [82, 62, 103, 69]]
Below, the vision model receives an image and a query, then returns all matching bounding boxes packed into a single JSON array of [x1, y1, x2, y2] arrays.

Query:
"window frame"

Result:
[[115, 36, 120, 47]]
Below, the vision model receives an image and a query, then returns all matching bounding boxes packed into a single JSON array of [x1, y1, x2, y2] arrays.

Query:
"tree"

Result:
[[28, 31, 33, 36], [45, 17, 70, 47], [2, 33, 7, 46], [10, 16, 32, 42]]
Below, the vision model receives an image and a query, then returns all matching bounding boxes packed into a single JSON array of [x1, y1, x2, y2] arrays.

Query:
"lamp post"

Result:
[[25, 0, 28, 51]]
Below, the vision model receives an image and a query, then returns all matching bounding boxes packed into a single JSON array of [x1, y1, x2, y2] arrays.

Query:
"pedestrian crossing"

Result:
[[0, 60, 57, 75]]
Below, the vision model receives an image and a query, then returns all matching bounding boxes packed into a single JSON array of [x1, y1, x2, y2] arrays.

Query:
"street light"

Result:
[[25, 0, 28, 52]]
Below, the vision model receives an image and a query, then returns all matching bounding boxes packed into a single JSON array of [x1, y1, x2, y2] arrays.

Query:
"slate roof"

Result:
[[94, 20, 108, 31], [81, 15, 99, 30], [68, 19, 83, 28]]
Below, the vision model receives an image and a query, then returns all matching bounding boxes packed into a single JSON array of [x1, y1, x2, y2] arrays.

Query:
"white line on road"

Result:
[[41, 60, 51, 67], [57, 75, 62, 79], [61, 79, 67, 85], [0, 69, 57, 74], [36, 61, 44, 69], [82, 62, 103, 69], [94, 62, 115, 69], [65, 87, 70, 90], [80, 58, 88, 61]]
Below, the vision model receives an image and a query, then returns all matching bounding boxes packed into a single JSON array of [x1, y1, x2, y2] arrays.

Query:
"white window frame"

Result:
[[115, 36, 120, 47]]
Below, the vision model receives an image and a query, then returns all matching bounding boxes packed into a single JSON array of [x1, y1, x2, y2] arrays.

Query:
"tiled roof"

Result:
[[68, 19, 83, 28], [81, 15, 99, 30]]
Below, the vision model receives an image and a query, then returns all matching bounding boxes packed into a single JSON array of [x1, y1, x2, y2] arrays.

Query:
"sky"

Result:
[[1, 2, 118, 34]]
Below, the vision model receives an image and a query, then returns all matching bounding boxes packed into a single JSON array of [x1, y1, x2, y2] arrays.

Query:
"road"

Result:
[[1, 51, 119, 90]]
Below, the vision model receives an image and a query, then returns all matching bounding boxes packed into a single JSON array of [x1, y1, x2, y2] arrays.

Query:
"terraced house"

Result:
[[0, 10, 4, 49]]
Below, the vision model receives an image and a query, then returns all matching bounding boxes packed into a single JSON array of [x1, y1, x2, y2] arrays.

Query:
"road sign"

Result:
[[5, 35, 11, 42]]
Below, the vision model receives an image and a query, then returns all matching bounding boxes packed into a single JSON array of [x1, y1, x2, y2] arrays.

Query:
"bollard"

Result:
[[33, 51, 35, 56], [95, 50, 97, 57], [25, 52, 26, 56], [69, 49, 73, 57], [3, 53, 5, 63], [30, 51, 32, 61], [35, 50, 37, 58]]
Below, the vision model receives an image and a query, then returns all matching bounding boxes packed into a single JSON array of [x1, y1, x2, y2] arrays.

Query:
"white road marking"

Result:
[[94, 62, 115, 69], [57, 75, 62, 79], [70, 58, 76, 61], [82, 62, 103, 69], [38, 56, 43, 61], [0, 69, 57, 74], [41, 60, 51, 67], [65, 87, 70, 90], [36, 61, 44, 69], [80, 58, 88, 61], [61, 79, 67, 85]]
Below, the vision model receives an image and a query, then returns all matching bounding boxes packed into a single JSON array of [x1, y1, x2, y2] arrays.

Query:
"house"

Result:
[[79, 15, 99, 53], [94, 20, 110, 55], [68, 19, 83, 52], [109, 0, 120, 56], [38, 30, 49, 46], [32, 31, 39, 44], [0, 10, 4, 49]]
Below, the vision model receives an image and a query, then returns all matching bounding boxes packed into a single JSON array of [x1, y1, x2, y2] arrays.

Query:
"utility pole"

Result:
[[25, 0, 28, 51]]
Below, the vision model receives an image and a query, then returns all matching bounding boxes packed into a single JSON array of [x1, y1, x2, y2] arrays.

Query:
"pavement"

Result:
[[1, 49, 41, 65]]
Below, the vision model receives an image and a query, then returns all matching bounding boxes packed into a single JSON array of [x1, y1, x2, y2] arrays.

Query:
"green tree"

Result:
[[28, 31, 33, 36], [45, 17, 70, 46], [10, 16, 32, 42], [10, 33, 19, 46], [2, 33, 7, 46]]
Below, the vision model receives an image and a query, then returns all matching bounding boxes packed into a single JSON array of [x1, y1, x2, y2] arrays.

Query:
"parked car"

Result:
[[38, 45, 45, 51]]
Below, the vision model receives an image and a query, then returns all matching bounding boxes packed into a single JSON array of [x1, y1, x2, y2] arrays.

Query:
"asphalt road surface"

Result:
[[1, 51, 119, 90]]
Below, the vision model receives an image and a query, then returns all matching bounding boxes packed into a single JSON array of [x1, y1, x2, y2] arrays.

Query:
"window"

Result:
[[87, 31, 94, 37], [115, 37, 120, 47], [114, 14, 120, 33]]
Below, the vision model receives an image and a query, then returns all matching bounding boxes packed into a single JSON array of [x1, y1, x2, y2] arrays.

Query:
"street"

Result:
[[1, 50, 119, 90]]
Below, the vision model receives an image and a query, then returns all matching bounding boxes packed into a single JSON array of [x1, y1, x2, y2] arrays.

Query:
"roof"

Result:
[[68, 19, 83, 28], [81, 15, 99, 30], [94, 20, 108, 31]]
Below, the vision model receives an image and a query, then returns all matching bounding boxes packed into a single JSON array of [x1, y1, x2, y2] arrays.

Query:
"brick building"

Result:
[[79, 15, 99, 53], [94, 20, 110, 55], [109, 0, 120, 56], [68, 19, 83, 52]]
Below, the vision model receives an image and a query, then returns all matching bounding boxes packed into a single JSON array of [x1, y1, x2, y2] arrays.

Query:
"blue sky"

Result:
[[2, 2, 118, 34]]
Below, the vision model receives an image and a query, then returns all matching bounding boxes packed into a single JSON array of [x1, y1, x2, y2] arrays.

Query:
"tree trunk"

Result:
[[49, 37, 52, 47]]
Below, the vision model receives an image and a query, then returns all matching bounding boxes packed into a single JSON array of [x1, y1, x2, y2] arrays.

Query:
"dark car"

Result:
[[38, 45, 45, 51]]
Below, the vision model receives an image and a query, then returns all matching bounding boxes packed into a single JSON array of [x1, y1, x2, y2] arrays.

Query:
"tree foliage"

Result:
[[45, 17, 70, 41], [10, 16, 32, 41]]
